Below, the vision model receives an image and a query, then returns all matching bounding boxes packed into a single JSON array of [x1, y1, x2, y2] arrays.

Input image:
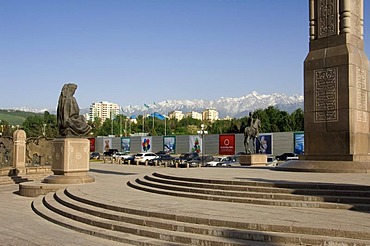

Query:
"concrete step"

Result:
[[143, 174, 370, 204], [33, 187, 370, 245], [128, 178, 362, 210], [40, 191, 263, 246], [154, 172, 370, 191], [153, 172, 370, 198], [32, 194, 182, 246], [0, 176, 31, 185], [63, 188, 370, 244], [130, 172, 370, 211]]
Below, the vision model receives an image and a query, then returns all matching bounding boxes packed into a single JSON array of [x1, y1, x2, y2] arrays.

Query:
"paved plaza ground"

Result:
[[1, 162, 370, 245]]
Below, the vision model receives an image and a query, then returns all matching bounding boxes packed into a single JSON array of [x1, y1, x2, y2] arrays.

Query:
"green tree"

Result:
[[22, 115, 44, 137]]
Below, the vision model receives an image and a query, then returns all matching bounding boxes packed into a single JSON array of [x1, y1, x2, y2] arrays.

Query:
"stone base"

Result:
[[43, 173, 95, 184], [239, 154, 267, 166], [275, 160, 370, 173], [43, 138, 95, 185], [51, 138, 90, 174], [19, 181, 78, 197]]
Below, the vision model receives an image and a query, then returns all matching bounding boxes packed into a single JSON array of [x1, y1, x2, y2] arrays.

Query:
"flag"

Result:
[[144, 103, 150, 109], [150, 112, 165, 120]]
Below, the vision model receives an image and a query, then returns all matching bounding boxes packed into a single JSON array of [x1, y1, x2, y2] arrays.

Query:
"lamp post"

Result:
[[198, 124, 208, 167], [42, 123, 47, 136]]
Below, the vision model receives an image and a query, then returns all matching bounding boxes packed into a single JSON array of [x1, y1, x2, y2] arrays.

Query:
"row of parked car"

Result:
[[90, 149, 299, 167], [90, 149, 243, 167]]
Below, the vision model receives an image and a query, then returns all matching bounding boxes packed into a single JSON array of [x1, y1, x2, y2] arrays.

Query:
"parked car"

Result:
[[148, 154, 175, 165], [122, 154, 135, 164], [286, 155, 299, 161], [134, 152, 158, 164], [266, 157, 279, 167], [218, 156, 239, 167], [275, 152, 296, 161], [185, 155, 214, 167], [176, 152, 199, 165], [103, 149, 119, 156], [112, 152, 128, 158], [206, 157, 223, 167], [90, 152, 100, 160]]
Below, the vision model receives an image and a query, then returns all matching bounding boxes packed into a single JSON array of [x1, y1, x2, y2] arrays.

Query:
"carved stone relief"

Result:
[[314, 67, 339, 122], [356, 67, 367, 122], [318, 0, 338, 38]]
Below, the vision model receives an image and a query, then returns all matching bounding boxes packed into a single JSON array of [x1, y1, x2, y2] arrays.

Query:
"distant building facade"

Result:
[[168, 110, 184, 120], [89, 101, 120, 122], [202, 109, 219, 122], [186, 111, 202, 120]]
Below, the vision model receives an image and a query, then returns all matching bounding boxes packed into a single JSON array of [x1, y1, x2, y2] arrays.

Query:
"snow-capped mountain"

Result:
[[1, 106, 50, 114], [5, 91, 303, 118], [121, 91, 303, 118]]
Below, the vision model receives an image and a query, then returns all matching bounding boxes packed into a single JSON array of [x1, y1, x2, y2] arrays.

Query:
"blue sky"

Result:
[[1, 1, 369, 110]]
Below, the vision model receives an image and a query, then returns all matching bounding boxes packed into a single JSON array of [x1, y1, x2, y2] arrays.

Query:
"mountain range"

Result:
[[4, 91, 304, 119], [121, 91, 303, 118]]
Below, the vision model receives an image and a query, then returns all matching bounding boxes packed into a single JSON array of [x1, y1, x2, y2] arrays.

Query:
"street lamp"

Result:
[[43, 123, 47, 136], [197, 124, 208, 167]]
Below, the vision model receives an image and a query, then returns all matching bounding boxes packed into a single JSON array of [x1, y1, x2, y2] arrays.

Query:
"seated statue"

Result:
[[57, 83, 91, 137]]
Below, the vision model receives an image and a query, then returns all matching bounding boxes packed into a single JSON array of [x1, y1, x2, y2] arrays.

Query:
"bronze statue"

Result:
[[57, 83, 91, 137], [244, 115, 261, 155]]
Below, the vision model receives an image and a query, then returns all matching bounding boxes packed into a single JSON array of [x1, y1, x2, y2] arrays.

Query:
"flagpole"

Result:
[[165, 100, 168, 136], [152, 102, 155, 131]]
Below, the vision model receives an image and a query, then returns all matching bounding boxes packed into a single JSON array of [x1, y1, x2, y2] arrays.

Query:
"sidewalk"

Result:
[[1, 162, 370, 245]]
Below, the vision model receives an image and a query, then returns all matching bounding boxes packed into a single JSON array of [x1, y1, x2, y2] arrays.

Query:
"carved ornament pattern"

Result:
[[314, 67, 338, 122], [318, 0, 338, 38], [356, 67, 367, 122]]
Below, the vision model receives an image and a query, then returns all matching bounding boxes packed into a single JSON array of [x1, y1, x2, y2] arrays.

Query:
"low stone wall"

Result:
[[0, 131, 53, 178]]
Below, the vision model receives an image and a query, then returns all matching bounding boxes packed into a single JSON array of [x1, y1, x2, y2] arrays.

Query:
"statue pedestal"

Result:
[[239, 154, 267, 166], [44, 138, 94, 184]]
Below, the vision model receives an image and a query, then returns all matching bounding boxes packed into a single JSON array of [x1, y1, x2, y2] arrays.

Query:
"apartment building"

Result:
[[202, 109, 219, 122], [89, 101, 120, 122]]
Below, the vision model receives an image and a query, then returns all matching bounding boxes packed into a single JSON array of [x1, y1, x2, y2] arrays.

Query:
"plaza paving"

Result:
[[1, 162, 370, 245]]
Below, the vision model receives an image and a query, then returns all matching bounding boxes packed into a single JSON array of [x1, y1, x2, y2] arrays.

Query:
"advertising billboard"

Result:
[[121, 137, 131, 152], [294, 132, 304, 154], [88, 138, 95, 152], [141, 136, 152, 152], [163, 136, 176, 154], [255, 134, 272, 155], [189, 135, 202, 153], [219, 134, 235, 155]]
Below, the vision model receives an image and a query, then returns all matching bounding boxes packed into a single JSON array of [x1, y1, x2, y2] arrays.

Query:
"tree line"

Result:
[[0, 106, 304, 138]]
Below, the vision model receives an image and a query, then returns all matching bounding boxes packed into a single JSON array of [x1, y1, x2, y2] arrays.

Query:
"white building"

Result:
[[168, 110, 184, 121], [186, 111, 203, 120], [89, 101, 120, 122], [202, 109, 219, 122]]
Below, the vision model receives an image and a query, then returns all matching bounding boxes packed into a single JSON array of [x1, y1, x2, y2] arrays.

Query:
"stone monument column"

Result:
[[278, 0, 370, 172], [13, 129, 26, 175]]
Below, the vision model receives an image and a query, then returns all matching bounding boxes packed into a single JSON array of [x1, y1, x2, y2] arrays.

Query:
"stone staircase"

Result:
[[31, 171, 370, 245], [0, 175, 30, 185], [128, 172, 370, 211]]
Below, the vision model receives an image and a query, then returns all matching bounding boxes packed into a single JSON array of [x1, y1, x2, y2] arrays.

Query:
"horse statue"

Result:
[[244, 118, 261, 154]]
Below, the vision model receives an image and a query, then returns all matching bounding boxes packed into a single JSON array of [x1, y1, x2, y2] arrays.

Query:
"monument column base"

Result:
[[275, 160, 370, 173], [43, 138, 94, 184], [239, 154, 267, 166]]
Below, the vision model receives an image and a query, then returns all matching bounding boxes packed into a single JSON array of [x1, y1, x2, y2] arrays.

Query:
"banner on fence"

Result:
[[219, 134, 235, 155]]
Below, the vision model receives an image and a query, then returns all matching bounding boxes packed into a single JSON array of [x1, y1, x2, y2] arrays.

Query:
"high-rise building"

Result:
[[186, 111, 203, 120], [89, 101, 120, 122], [202, 109, 219, 122], [168, 110, 184, 120]]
